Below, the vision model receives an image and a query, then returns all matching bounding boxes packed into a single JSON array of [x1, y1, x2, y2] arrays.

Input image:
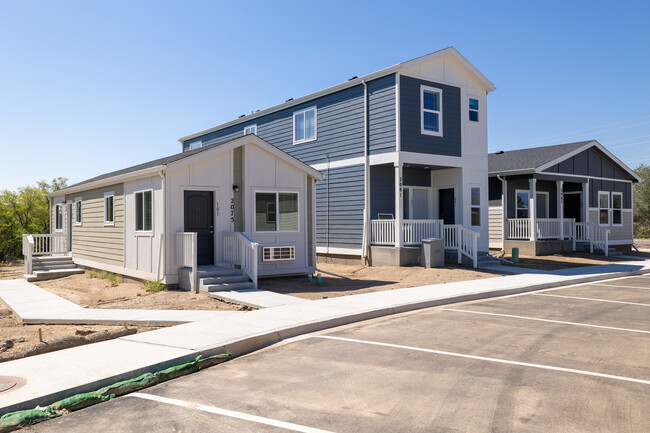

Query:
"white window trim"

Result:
[[244, 124, 257, 135], [54, 204, 64, 232], [293, 107, 317, 145], [515, 189, 529, 218], [420, 85, 443, 137], [253, 190, 300, 234], [135, 189, 154, 234], [74, 197, 82, 226], [470, 186, 481, 226], [598, 191, 610, 226], [468, 96, 480, 123], [536, 191, 550, 218], [611, 191, 623, 227], [104, 191, 115, 227]]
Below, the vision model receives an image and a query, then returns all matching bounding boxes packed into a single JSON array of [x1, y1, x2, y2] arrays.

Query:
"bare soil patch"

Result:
[[498, 251, 644, 271], [0, 260, 23, 280], [259, 263, 496, 300]]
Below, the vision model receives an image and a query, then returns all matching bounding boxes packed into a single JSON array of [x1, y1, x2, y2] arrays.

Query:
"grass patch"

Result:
[[87, 270, 123, 286], [145, 281, 166, 293]]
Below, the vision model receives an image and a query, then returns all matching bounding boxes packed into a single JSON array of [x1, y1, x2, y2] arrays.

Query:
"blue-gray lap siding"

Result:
[[543, 147, 633, 208], [317, 165, 365, 249], [182, 74, 396, 165], [399, 75, 461, 156]]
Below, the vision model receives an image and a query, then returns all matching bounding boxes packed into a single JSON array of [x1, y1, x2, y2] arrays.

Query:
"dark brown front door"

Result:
[[439, 188, 455, 224], [184, 191, 214, 266]]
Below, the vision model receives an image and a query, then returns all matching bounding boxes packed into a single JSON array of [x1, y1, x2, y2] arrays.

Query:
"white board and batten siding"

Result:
[[61, 184, 125, 267], [244, 144, 311, 276], [489, 206, 503, 249]]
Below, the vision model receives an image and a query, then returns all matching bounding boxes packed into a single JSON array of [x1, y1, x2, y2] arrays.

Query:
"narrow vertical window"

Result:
[[598, 192, 609, 225], [516, 190, 529, 218], [136, 190, 153, 232], [421, 86, 443, 136], [469, 98, 479, 122], [104, 193, 114, 226], [612, 192, 622, 225], [55, 205, 63, 230], [75, 198, 82, 225], [293, 108, 317, 144], [471, 187, 481, 226]]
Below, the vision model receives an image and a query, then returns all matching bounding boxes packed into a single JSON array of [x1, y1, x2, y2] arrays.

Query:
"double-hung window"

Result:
[[244, 124, 257, 135], [293, 107, 316, 144], [55, 204, 63, 231], [612, 192, 622, 225], [469, 98, 479, 122], [516, 190, 529, 218], [75, 197, 82, 226], [598, 192, 609, 225], [135, 190, 153, 232], [255, 192, 299, 232], [471, 187, 481, 226], [421, 85, 443, 136], [104, 192, 114, 226]]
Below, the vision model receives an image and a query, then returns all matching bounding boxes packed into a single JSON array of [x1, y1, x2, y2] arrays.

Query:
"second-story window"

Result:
[[293, 107, 316, 144], [244, 125, 257, 135], [469, 98, 479, 122], [421, 86, 443, 136]]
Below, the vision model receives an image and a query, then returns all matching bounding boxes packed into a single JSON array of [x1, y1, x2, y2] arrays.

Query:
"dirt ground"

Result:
[[259, 263, 496, 300], [497, 250, 650, 271]]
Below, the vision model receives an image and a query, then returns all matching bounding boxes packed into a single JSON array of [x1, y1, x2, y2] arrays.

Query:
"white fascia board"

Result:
[[168, 135, 323, 181], [49, 166, 165, 198], [535, 140, 641, 182], [488, 169, 536, 177]]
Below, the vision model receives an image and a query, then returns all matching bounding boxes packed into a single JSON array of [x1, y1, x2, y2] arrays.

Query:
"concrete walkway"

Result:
[[1, 259, 649, 414], [209, 289, 308, 309]]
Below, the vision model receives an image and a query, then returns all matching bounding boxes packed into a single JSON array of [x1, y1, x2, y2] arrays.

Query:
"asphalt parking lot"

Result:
[[26, 274, 650, 432]]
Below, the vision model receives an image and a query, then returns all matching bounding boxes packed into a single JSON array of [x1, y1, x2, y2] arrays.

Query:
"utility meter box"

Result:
[[422, 238, 444, 268]]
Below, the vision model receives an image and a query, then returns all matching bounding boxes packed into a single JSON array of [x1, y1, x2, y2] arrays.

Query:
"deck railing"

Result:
[[507, 218, 530, 240], [370, 219, 395, 246], [402, 219, 444, 245], [508, 218, 575, 241], [22, 233, 67, 275], [221, 232, 259, 289], [175, 232, 198, 293], [575, 222, 610, 256]]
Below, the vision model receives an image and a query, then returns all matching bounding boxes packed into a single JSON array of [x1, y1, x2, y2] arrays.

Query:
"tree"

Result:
[[0, 177, 68, 260], [633, 164, 650, 239]]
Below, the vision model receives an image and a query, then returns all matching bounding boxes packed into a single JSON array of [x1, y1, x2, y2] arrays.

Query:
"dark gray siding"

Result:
[[370, 166, 395, 219], [589, 180, 631, 209], [399, 75, 461, 156], [316, 165, 364, 250], [544, 148, 634, 181], [505, 179, 557, 218], [368, 75, 396, 155]]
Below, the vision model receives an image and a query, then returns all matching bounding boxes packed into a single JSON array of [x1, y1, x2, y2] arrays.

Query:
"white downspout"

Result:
[[157, 169, 166, 283], [362, 79, 370, 260], [497, 175, 506, 247]]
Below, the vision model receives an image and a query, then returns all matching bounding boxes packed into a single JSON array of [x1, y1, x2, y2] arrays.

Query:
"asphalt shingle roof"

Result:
[[488, 141, 591, 174]]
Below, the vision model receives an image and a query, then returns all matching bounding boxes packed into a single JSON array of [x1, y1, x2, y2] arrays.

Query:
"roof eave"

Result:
[[49, 166, 167, 198]]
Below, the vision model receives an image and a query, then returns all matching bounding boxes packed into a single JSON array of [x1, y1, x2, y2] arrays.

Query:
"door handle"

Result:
[[209, 231, 214, 234]]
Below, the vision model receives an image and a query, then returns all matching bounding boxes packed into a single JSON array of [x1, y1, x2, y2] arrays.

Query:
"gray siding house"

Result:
[[488, 140, 640, 255], [180, 47, 496, 266]]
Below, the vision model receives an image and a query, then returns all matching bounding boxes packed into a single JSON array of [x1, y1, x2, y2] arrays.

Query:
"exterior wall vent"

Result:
[[263, 246, 295, 262]]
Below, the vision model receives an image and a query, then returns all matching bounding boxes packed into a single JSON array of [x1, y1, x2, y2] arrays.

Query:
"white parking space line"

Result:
[[532, 293, 650, 306], [441, 308, 650, 334], [316, 336, 650, 386], [591, 283, 650, 290], [128, 393, 335, 433]]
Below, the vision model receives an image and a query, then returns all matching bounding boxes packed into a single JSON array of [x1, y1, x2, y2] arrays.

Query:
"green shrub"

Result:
[[87, 271, 99, 279], [145, 281, 166, 293], [106, 273, 123, 287]]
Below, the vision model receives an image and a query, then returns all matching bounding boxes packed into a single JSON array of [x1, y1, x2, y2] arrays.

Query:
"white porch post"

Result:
[[529, 178, 537, 242], [502, 178, 508, 242], [394, 162, 403, 248], [582, 181, 589, 223], [557, 180, 564, 241]]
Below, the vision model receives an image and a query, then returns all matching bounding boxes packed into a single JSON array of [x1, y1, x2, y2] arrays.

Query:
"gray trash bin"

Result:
[[422, 238, 444, 268]]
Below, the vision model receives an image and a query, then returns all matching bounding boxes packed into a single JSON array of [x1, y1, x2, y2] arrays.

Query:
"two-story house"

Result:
[[179, 47, 496, 267]]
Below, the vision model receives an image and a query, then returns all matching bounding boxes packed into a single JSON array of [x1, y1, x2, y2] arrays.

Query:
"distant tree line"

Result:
[[0, 178, 67, 260], [634, 164, 650, 239]]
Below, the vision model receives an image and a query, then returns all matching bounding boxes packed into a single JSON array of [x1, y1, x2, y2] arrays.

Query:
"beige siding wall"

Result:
[[489, 206, 503, 249], [588, 209, 633, 242], [65, 184, 124, 266]]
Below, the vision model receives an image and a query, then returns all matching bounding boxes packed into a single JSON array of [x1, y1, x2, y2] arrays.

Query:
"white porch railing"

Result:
[[370, 219, 395, 246], [221, 232, 259, 289], [22, 233, 67, 275], [575, 222, 610, 256], [507, 218, 530, 240], [508, 218, 576, 241], [444, 224, 480, 268], [403, 219, 444, 246], [175, 232, 198, 293], [562, 218, 575, 240]]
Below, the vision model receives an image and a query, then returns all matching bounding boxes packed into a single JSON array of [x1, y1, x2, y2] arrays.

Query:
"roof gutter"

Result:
[[49, 166, 168, 198]]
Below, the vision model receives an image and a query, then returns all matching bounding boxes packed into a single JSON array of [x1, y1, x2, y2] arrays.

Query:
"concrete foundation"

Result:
[[316, 254, 365, 266], [504, 240, 574, 256], [368, 246, 422, 267]]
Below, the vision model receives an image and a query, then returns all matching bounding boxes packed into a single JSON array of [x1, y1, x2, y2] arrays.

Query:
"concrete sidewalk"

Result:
[[209, 288, 308, 309], [1, 259, 649, 414]]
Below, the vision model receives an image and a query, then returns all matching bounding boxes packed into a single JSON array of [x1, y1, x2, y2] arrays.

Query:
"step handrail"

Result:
[[442, 224, 480, 268], [221, 232, 259, 289]]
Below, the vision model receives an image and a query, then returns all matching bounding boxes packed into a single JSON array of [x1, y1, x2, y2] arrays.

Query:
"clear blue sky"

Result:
[[1, 0, 649, 191]]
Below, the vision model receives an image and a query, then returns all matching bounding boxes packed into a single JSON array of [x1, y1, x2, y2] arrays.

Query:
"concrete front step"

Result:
[[201, 281, 256, 292], [25, 268, 85, 282], [32, 263, 78, 271], [200, 275, 250, 286]]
